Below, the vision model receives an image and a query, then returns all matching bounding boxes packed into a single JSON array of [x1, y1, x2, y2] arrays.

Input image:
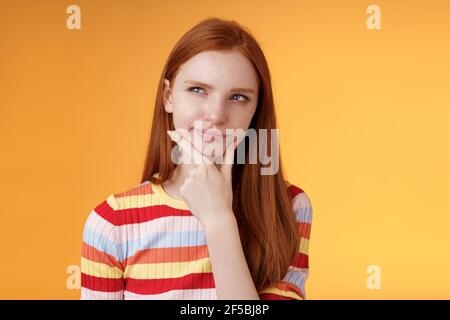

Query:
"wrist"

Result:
[[202, 210, 236, 232]]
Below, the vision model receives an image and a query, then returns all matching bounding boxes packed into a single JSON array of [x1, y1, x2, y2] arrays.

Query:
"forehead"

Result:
[[174, 49, 259, 91]]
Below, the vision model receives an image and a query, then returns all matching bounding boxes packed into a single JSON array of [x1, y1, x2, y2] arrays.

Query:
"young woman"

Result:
[[80, 17, 313, 300]]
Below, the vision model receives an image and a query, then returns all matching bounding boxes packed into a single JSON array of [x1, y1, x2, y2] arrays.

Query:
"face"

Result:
[[163, 49, 259, 160]]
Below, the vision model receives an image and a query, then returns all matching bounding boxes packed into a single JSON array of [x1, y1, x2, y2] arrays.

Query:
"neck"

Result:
[[160, 165, 185, 201]]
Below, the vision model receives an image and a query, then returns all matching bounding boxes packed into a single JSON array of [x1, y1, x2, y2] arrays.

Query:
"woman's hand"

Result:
[[167, 129, 243, 229]]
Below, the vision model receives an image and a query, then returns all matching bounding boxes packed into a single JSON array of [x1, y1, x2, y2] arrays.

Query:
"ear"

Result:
[[163, 78, 173, 113]]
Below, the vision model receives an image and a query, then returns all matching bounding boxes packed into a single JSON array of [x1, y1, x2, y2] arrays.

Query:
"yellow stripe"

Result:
[[123, 257, 212, 279], [106, 192, 188, 211], [81, 257, 123, 279], [299, 238, 309, 255], [151, 183, 189, 210], [259, 287, 303, 300], [106, 194, 118, 210], [108, 194, 156, 210]]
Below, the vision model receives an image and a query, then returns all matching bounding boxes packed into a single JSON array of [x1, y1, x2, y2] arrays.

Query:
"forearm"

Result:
[[203, 213, 260, 300]]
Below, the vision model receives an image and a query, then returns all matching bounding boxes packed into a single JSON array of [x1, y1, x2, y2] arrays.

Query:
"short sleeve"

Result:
[[80, 195, 126, 300], [259, 187, 312, 300]]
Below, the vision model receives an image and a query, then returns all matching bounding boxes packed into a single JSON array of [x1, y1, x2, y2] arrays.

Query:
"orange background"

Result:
[[1, 0, 449, 299]]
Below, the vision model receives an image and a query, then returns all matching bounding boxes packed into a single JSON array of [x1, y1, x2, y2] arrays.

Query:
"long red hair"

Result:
[[141, 17, 299, 293]]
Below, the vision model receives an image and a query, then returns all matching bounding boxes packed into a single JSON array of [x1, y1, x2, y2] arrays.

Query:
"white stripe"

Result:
[[115, 215, 203, 244], [84, 210, 117, 242], [293, 192, 313, 223], [124, 288, 218, 300], [288, 266, 309, 274], [81, 287, 124, 300]]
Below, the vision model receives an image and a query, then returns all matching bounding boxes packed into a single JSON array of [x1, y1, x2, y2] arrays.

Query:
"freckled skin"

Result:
[[162, 49, 259, 200], [164, 49, 258, 157]]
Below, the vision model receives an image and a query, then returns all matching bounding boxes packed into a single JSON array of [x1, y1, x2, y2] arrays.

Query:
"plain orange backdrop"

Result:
[[1, 0, 449, 299]]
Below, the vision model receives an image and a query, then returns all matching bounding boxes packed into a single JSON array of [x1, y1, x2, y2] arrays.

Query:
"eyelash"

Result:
[[187, 86, 249, 103]]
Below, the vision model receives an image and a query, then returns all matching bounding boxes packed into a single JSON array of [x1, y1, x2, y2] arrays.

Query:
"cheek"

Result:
[[230, 106, 257, 129], [171, 97, 202, 128]]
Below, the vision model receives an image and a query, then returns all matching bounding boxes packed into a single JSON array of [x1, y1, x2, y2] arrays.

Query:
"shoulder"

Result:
[[113, 180, 154, 201], [86, 180, 154, 227], [285, 180, 313, 224]]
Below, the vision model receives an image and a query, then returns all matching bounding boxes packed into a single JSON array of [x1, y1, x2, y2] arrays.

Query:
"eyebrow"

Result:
[[184, 80, 256, 95]]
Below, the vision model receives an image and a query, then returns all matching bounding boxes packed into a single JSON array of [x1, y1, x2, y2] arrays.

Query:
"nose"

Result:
[[203, 99, 227, 125]]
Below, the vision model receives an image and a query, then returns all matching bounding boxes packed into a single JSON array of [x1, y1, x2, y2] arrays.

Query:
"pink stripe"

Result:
[[115, 215, 203, 243], [81, 287, 123, 300], [124, 288, 217, 300], [84, 211, 116, 242]]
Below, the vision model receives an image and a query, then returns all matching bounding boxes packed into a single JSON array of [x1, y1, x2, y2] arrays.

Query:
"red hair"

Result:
[[141, 17, 299, 293]]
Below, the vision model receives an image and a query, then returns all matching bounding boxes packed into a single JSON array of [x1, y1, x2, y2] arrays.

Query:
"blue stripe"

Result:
[[122, 230, 207, 260], [284, 269, 307, 298], [295, 205, 312, 224], [83, 227, 124, 262]]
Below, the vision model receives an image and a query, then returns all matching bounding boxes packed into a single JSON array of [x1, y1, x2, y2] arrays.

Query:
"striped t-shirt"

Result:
[[80, 173, 312, 300]]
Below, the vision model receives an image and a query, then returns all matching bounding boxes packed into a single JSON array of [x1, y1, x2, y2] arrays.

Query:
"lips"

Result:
[[193, 128, 226, 138], [194, 128, 226, 141], [189, 128, 234, 156]]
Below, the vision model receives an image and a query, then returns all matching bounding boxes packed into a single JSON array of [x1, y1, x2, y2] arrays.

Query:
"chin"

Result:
[[202, 149, 224, 159]]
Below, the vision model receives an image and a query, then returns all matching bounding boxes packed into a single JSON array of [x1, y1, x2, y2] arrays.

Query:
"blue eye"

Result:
[[231, 94, 249, 102], [188, 86, 206, 94], [188, 86, 249, 103]]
